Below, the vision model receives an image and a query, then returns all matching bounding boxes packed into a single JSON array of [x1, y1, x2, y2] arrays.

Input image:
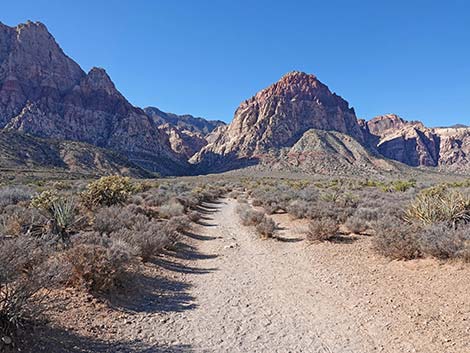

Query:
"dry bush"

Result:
[[255, 217, 276, 239], [306, 217, 339, 242], [81, 175, 135, 208], [0, 186, 32, 210], [0, 205, 46, 237], [188, 210, 201, 222], [286, 200, 310, 219], [93, 205, 148, 235], [417, 223, 470, 260], [0, 236, 57, 340], [159, 200, 185, 219], [65, 235, 133, 292], [236, 204, 265, 226], [372, 217, 421, 260], [344, 215, 368, 234]]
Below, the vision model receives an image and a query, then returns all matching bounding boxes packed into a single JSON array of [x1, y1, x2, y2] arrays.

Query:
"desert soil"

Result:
[[23, 198, 470, 353]]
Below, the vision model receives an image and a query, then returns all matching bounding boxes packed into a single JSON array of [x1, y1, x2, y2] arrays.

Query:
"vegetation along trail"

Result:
[[152, 198, 470, 353]]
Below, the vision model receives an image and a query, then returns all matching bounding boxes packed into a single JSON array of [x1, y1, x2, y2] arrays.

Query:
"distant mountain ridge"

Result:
[[0, 21, 468, 177]]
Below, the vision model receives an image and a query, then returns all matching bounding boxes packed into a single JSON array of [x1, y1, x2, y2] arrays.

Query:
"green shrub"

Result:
[[81, 176, 135, 208]]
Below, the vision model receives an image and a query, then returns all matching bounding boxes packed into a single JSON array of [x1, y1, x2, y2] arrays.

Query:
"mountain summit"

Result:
[[0, 21, 188, 175], [191, 71, 365, 171]]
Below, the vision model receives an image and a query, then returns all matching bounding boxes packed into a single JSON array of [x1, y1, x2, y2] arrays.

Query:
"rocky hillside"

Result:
[[145, 107, 225, 159], [250, 129, 400, 177], [0, 130, 153, 177], [145, 107, 225, 135], [0, 21, 187, 175], [361, 114, 469, 171], [192, 71, 365, 172]]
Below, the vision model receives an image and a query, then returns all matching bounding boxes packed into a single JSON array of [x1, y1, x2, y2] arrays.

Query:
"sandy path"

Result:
[[152, 198, 469, 353]]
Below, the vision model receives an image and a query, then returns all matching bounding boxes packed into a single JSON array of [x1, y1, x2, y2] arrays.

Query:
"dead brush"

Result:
[[306, 217, 339, 242]]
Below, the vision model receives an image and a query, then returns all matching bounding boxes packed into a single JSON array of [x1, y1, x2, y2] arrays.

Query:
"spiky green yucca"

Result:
[[404, 187, 470, 226]]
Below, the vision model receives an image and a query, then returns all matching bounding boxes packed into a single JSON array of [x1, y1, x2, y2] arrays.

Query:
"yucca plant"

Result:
[[50, 197, 77, 243], [404, 186, 470, 226]]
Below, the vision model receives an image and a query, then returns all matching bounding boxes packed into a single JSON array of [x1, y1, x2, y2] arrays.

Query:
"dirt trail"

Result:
[[35, 198, 469, 353], [151, 199, 470, 353]]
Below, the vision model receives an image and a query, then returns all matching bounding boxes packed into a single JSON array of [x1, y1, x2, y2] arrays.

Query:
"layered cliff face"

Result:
[[362, 114, 469, 171], [362, 114, 440, 167], [0, 21, 187, 175], [192, 71, 365, 171]]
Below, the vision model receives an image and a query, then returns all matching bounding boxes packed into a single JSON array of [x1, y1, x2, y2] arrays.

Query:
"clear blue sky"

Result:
[[2, 0, 470, 126]]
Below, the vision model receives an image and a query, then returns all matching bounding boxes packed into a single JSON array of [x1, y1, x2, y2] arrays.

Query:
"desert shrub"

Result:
[[344, 215, 368, 234], [81, 176, 135, 208], [164, 215, 191, 234], [0, 236, 56, 340], [188, 210, 201, 222], [236, 204, 265, 226], [0, 186, 32, 210], [306, 217, 339, 242], [115, 218, 180, 261], [255, 217, 276, 239], [372, 217, 421, 260], [286, 200, 310, 219], [65, 235, 133, 292], [404, 186, 469, 226], [30, 190, 60, 213], [159, 200, 185, 219], [297, 186, 319, 202], [417, 223, 470, 260], [92, 205, 148, 235], [0, 205, 47, 237], [381, 180, 416, 192]]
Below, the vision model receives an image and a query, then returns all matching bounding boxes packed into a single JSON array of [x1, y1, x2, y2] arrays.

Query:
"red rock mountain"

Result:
[[191, 71, 365, 171], [361, 114, 469, 171], [0, 21, 187, 175]]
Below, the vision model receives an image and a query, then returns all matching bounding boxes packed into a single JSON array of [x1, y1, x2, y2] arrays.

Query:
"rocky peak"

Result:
[[367, 114, 425, 136], [80, 67, 122, 97], [192, 71, 364, 172], [243, 71, 352, 114]]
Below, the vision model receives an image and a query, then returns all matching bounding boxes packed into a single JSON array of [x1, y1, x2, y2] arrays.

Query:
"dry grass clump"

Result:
[[306, 217, 340, 242]]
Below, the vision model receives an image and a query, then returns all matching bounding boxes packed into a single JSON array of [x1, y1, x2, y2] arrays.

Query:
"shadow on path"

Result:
[[16, 324, 193, 353]]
